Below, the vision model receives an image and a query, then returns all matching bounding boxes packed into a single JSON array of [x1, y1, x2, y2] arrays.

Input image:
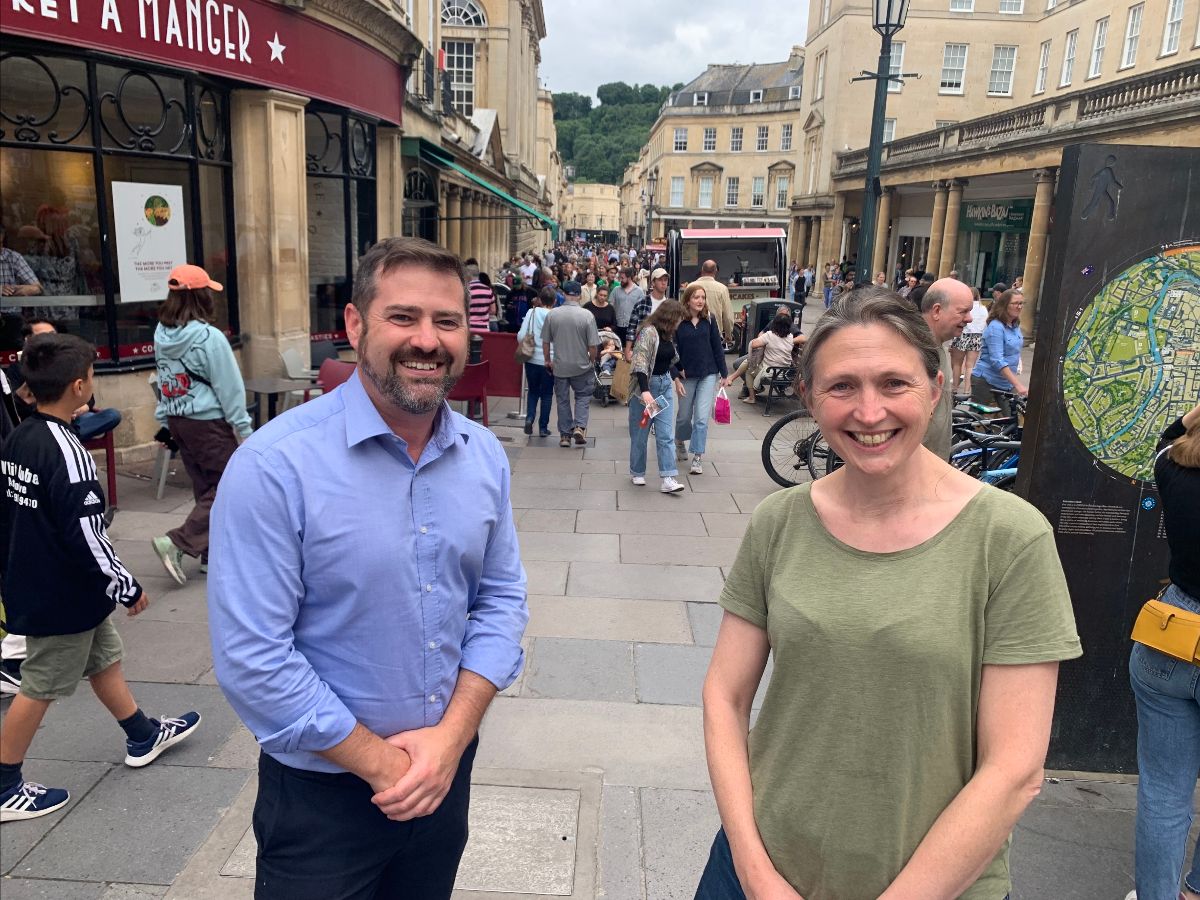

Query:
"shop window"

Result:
[[305, 106, 377, 343], [0, 46, 236, 365]]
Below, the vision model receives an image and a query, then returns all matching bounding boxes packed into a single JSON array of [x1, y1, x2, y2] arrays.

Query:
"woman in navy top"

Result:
[[674, 283, 728, 475], [970, 290, 1027, 416]]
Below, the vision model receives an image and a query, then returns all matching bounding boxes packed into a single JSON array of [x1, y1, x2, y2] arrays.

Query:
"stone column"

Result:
[[231, 89, 310, 378], [806, 216, 821, 268], [926, 181, 949, 276], [939, 178, 967, 278], [789, 215, 808, 270], [1021, 167, 1057, 338], [446, 185, 462, 257], [438, 183, 448, 248], [815, 193, 845, 289], [871, 188, 893, 278], [376, 127, 404, 241]]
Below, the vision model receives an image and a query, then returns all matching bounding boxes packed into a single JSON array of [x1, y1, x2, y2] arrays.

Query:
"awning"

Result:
[[406, 138, 559, 240]]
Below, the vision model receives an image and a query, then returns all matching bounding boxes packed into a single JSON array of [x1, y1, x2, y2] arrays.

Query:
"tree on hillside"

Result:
[[596, 81, 640, 106], [552, 82, 673, 184], [552, 92, 592, 121]]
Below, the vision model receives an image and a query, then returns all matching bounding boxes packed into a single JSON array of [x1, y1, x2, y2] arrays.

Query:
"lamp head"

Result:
[[873, 0, 910, 36]]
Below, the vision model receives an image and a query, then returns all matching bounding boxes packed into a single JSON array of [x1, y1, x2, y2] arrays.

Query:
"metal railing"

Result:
[[834, 60, 1200, 175], [408, 49, 436, 104]]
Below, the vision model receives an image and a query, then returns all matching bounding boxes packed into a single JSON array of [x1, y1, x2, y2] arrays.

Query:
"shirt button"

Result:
[[425, 584, 433, 592], [428, 641, 437, 650], [429, 694, 438, 703], [420, 526, 428, 534]]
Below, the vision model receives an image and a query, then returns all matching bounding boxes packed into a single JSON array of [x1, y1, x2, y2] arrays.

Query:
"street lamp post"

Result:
[[646, 169, 659, 247], [855, 0, 911, 287]]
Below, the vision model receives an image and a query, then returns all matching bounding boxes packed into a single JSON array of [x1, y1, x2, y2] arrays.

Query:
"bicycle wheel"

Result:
[[761, 410, 818, 488], [807, 430, 836, 480]]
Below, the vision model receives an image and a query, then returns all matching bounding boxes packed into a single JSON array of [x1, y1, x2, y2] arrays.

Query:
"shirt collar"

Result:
[[342, 368, 471, 451]]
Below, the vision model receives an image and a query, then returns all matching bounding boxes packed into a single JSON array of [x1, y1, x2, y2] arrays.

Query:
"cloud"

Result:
[[540, 0, 811, 99]]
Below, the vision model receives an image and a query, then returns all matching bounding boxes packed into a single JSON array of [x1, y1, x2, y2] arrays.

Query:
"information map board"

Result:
[[1019, 143, 1200, 772]]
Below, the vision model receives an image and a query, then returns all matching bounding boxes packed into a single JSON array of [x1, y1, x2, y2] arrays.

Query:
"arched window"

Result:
[[441, 0, 487, 26]]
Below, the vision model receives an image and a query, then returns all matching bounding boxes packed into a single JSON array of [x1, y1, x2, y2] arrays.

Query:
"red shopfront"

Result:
[[0, 0, 410, 365]]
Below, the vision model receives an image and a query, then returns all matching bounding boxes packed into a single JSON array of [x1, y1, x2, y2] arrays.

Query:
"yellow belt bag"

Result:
[[1131, 598, 1200, 664]]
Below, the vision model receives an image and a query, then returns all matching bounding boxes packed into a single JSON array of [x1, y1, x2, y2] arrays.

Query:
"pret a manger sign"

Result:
[[2, 0, 406, 124]]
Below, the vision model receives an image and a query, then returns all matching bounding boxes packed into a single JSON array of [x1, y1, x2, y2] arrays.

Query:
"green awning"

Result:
[[409, 139, 559, 240]]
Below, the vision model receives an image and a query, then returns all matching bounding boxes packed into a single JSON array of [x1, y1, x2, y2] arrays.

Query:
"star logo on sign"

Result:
[[267, 33, 286, 64]]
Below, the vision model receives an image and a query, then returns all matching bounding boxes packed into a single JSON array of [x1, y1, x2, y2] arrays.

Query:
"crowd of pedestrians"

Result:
[[0, 233, 1195, 900]]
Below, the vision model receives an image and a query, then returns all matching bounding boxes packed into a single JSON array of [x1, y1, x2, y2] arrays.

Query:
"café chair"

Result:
[[447, 361, 490, 426]]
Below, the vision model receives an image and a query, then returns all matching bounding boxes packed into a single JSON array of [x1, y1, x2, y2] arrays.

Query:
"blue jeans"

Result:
[[694, 828, 1013, 899], [1131, 583, 1200, 900], [524, 362, 553, 431], [628, 374, 677, 478], [823, 285, 833, 308], [676, 374, 718, 456], [75, 408, 122, 442]]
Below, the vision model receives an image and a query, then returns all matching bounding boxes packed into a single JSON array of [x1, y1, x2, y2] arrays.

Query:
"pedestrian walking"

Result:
[[697, 290, 1080, 900], [208, 237, 527, 899], [518, 287, 554, 437], [917, 279, 975, 459], [690, 260, 734, 344], [627, 300, 688, 494], [610, 267, 645, 350], [542, 280, 599, 446], [1128, 400, 1200, 900], [949, 286, 988, 398], [0, 333, 200, 823], [673, 284, 727, 475], [971, 289, 1028, 416], [150, 265, 251, 585], [625, 268, 670, 361]]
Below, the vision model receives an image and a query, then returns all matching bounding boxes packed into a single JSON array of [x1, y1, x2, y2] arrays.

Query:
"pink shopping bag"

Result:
[[713, 386, 731, 424]]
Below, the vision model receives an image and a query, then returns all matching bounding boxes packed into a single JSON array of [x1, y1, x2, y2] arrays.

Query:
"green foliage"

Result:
[[552, 82, 673, 185]]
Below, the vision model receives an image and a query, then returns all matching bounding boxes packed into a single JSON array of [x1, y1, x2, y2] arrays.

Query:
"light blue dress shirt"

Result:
[[972, 318, 1024, 391], [208, 370, 527, 773]]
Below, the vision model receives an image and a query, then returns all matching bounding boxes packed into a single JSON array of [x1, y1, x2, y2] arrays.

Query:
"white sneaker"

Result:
[[1122, 892, 1136, 900], [631, 475, 646, 486], [689, 455, 703, 475], [661, 476, 686, 494]]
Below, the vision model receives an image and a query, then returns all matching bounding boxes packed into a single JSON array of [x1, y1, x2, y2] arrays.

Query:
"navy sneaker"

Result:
[[0, 781, 70, 822], [124, 712, 202, 767]]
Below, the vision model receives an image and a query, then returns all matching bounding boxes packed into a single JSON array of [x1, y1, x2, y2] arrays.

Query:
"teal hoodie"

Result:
[[154, 320, 252, 438]]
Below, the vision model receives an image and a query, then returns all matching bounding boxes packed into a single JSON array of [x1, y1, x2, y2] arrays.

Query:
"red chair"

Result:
[[82, 422, 118, 508], [447, 361, 490, 426], [316, 359, 356, 392]]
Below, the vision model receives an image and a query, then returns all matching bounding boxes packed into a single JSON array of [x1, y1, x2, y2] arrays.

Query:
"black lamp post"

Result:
[[646, 169, 659, 246], [855, 0, 910, 287]]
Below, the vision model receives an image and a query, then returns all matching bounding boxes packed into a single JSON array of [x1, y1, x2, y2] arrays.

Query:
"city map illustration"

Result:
[[1062, 244, 1200, 482]]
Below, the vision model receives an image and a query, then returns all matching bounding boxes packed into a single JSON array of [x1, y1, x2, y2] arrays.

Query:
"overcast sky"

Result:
[[539, 1, 811, 100]]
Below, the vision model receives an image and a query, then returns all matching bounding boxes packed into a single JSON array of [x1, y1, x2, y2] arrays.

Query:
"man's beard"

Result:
[[359, 330, 461, 415]]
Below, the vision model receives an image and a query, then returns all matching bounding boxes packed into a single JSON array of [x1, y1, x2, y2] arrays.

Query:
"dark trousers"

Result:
[[166, 416, 239, 559], [254, 739, 477, 900], [524, 362, 553, 431]]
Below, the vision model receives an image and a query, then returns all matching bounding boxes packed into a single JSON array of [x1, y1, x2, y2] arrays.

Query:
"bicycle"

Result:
[[760, 408, 821, 487]]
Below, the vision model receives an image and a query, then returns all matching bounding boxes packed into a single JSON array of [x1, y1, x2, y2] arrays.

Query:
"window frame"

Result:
[[949, 0, 974, 11], [775, 174, 790, 210], [815, 51, 827, 100], [888, 41, 905, 93], [730, 126, 743, 152], [441, 39, 476, 116], [988, 45, 1018, 96], [781, 123, 793, 152], [788, 85, 801, 99], [1060, 28, 1078, 86], [726, 176, 740, 207], [441, 0, 487, 26], [673, 127, 688, 152], [756, 125, 769, 152], [1089, 17, 1109, 78], [749, 89, 763, 103], [1121, 3, 1143, 70], [999, 0, 1023, 12], [1035, 39, 1051, 93], [703, 126, 717, 152], [698, 175, 714, 209], [882, 118, 897, 143], [694, 91, 709, 106], [751, 176, 765, 208], [940, 43, 969, 95], [669, 175, 684, 207], [1161, 0, 1184, 56]]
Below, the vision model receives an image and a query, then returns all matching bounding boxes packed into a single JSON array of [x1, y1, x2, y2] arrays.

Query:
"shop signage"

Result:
[[112, 181, 187, 304], [1, 0, 405, 123], [960, 198, 1035, 233]]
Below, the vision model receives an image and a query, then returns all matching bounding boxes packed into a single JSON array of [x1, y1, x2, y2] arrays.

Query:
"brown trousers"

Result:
[[166, 416, 238, 559]]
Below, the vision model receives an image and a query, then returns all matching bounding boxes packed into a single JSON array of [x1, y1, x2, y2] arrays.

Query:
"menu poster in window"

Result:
[[112, 182, 187, 304]]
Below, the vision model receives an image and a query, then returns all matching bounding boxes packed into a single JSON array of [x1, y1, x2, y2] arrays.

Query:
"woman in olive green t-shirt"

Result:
[[697, 289, 1081, 900]]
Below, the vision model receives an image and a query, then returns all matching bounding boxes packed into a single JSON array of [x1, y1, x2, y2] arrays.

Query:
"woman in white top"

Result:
[[518, 286, 555, 437], [950, 286, 989, 397]]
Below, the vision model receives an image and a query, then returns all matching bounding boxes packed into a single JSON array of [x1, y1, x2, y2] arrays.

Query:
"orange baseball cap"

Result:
[[167, 264, 223, 292]]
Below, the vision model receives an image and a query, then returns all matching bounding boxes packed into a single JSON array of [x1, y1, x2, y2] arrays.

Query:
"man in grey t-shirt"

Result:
[[919, 278, 974, 459], [609, 267, 644, 348], [542, 281, 600, 447]]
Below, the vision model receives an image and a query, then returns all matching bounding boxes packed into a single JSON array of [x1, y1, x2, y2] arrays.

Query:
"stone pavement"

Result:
[[2, 310, 1195, 899]]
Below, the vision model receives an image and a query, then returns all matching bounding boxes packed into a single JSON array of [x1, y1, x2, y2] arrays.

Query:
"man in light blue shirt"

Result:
[[208, 237, 527, 899]]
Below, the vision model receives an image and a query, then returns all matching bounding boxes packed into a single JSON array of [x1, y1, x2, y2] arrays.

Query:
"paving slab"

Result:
[[567, 562, 724, 604], [706, 461, 777, 480], [597, 786, 644, 900], [519, 533, 620, 563], [28, 683, 241, 768], [509, 460, 616, 475], [576, 509, 707, 537], [701, 513, 753, 539], [511, 473, 584, 490], [117, 579, 211, 625], [0, 760, 112, 874], [499, 638, 533, 699], [620, 535, 742, 568], [687, 603, 725, 647], [17, 765, 250, 885], [1010, 804, 1135, 899], [525, 560, 570, 595], [684, 475, 778, 494], [511, 489, 616, 511], [616, 491, 740, 514], [634, 644, 771, 708], [100, 886, 169, 900], [579, 473, 674, 492], [109, 618, 214, 684], [108, 511, 197, 542], [162, 772, 256, 900], [732, 492, 775, 514], [0, 879, 106, 899], [515, 509, 579, 534], [526, 596, 693, 644], [521, 638, 636, 703], [640, 789, 720, 900], [477, 698, 709, 791], [207, 724, 261, 770]]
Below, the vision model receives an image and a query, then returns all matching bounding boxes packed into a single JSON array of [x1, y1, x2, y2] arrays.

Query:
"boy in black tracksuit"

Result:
[[0, 333, 201, 822]]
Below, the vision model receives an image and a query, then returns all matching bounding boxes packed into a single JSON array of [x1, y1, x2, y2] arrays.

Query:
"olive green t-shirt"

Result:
[[719, 484, 1082, 900]]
